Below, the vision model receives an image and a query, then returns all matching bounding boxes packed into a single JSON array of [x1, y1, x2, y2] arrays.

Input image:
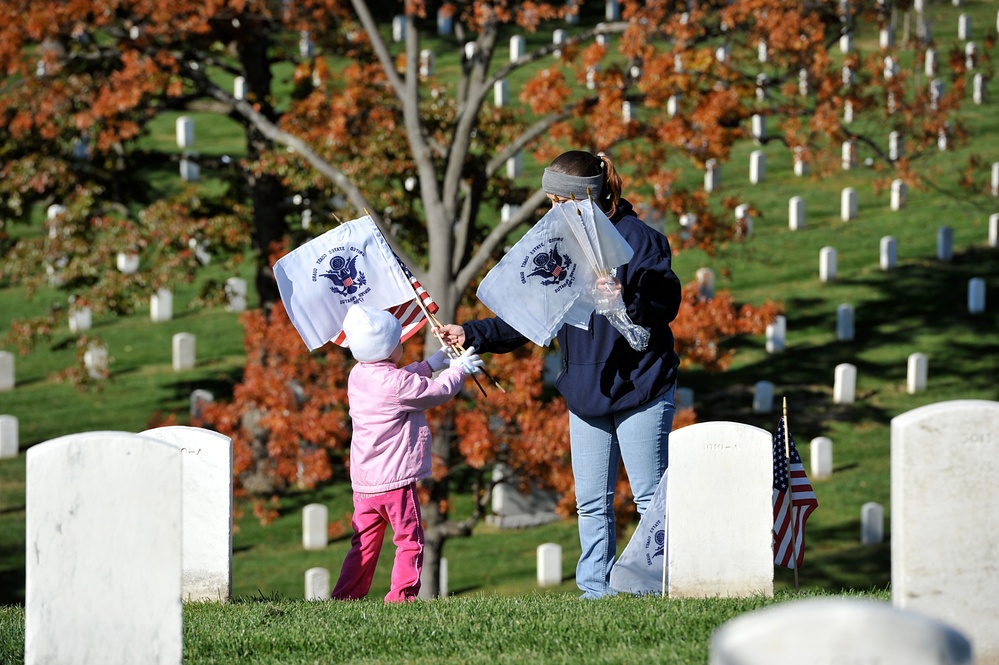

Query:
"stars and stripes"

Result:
[[772, 415, 818, 569], [331, 256, 437, 348]]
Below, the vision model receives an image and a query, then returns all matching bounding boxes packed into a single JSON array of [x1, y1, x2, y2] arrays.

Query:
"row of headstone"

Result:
[[828, 352, 930, 402], [817, 235, 986, 300], [24, 426, 233, 663], [303, 557, 461, 601], [695, 401, 998, 662]]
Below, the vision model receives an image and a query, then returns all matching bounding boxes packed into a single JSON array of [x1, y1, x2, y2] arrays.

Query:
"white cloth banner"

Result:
[[609, 470, 668, 596], [274, 217, 418, 351], [477, 200, 632, 346]]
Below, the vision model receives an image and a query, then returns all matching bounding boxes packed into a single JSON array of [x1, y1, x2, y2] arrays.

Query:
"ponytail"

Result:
[[598, 154, 622, 219]]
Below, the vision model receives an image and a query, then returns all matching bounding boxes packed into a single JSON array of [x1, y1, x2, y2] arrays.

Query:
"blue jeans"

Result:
[[569, 386, 675, 599]]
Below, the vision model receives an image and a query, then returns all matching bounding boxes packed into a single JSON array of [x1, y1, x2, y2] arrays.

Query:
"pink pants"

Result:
[[331, 482, 424, 603]]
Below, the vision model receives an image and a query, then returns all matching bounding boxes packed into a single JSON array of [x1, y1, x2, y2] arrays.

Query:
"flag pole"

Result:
[[783, 396, 800, 591], [362, 208, 495, 396], [423, 307, 505, 393], [408, 286, 487, 398]]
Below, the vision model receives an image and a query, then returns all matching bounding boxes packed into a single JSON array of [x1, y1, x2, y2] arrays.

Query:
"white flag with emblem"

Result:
[[609, 470, 669, 596], [477, 203, 596, 346], [274, 216, 428, 351]]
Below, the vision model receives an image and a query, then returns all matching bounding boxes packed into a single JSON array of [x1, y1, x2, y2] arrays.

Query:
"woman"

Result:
[[438, 150, 682, 598]]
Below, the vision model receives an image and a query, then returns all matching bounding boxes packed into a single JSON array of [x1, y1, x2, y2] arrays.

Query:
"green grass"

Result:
[[0, 589, 889, 665]]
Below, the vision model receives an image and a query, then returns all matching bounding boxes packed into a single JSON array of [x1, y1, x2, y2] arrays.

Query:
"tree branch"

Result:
[[179, 61, 411, 262]]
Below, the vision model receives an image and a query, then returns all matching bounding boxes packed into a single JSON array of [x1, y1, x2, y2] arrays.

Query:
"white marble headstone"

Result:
[[140, 425, 234, 602], [675, 387, 694, 411], [834, 363, 856, 404], [752, 380, 774, 414], [305, 567, 330, 601], [892, 400, 999, 663], [494, 79, 508, 107], [537, 543, 562, 587], [820, 246, 837, 283], [810, 436, 832, 479], [510, 35, 525, 62], [749, 150, 765, 184], [225, 277, 247, 313], [937, 226, 953, 261], [25, 431, 183, 664], [83, 344, 108, 379], [172, 332, 196, 371], [881, 236, 898, 271], [0, 414, 18, 458], [507, 152, 523, 179], [302, 503, 329, 550], [836, 303, 855, 341], [788, 196, 805, 230], [489, 463, 559, 528], [190, 389, 214, 419], [861, 501, 884, 545], [667, 422, 773, 598], [150, 288, 173, 323], [906, 353, 928, 394], [968, 278, 985, 314], [704, 160, 719, 192], [842, 140, 854, 170], [68, 306, 92, 333], [176, 116, 195, 149], [0, 351, 13, 391], [841, 187, 857, 221], [710, 598, 972, 665]]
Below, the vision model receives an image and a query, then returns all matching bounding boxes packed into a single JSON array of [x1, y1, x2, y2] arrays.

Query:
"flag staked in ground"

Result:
[[772, 416, 819, 569]]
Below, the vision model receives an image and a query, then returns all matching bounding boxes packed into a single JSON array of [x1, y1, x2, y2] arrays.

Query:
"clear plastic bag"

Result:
[[591, 275, 650, 351]]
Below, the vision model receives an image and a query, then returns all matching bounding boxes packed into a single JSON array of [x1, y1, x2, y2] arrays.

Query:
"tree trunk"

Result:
[[418, 397, 457, 599], [237, 32, 287, 312]]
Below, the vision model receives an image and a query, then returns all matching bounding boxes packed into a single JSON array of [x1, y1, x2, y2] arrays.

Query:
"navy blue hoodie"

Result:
[[463, 198, 682, 418]]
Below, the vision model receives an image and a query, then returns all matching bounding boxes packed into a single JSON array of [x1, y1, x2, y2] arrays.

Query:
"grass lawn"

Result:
[[0, 589, 890, 665]]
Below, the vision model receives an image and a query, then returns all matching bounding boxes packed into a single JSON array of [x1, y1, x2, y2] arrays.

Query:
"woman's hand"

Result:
[[594, 274, 622, 298], [435, 324, 466, 348]]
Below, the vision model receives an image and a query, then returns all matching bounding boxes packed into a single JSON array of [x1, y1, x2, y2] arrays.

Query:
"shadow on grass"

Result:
[[689, 244, 999, 430], [0, 565, 25, 606]]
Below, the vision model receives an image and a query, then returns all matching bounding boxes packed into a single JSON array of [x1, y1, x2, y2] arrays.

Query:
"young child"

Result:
[[331, 304, 482, 603]]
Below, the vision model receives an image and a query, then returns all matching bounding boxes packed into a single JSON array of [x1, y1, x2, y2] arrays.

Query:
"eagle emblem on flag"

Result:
[[526, 245, 573, 285], [321, 254, 366, 296]]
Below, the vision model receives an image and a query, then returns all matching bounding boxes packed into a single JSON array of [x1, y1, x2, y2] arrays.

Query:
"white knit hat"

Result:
[[341, 305, 402, 363]]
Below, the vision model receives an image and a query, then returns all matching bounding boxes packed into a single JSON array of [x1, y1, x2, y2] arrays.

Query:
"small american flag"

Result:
[[330, 256, 437, 347], [772, 416, 818, 569]]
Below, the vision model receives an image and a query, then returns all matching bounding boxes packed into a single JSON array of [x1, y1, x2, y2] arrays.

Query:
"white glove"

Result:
[[427, 349, 450, 372], [451, 346, 484, 375]]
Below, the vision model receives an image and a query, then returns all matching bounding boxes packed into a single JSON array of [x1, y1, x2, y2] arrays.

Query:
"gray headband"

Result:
[[541, 169, 604, 201]]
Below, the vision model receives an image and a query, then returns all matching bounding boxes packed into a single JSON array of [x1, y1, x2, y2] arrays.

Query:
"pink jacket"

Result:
[[346, 359, 465, 494]]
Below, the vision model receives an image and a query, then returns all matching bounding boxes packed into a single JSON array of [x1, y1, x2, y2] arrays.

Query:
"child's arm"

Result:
[[394, 367, 466, 412], [394, 348, 482, 411]]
